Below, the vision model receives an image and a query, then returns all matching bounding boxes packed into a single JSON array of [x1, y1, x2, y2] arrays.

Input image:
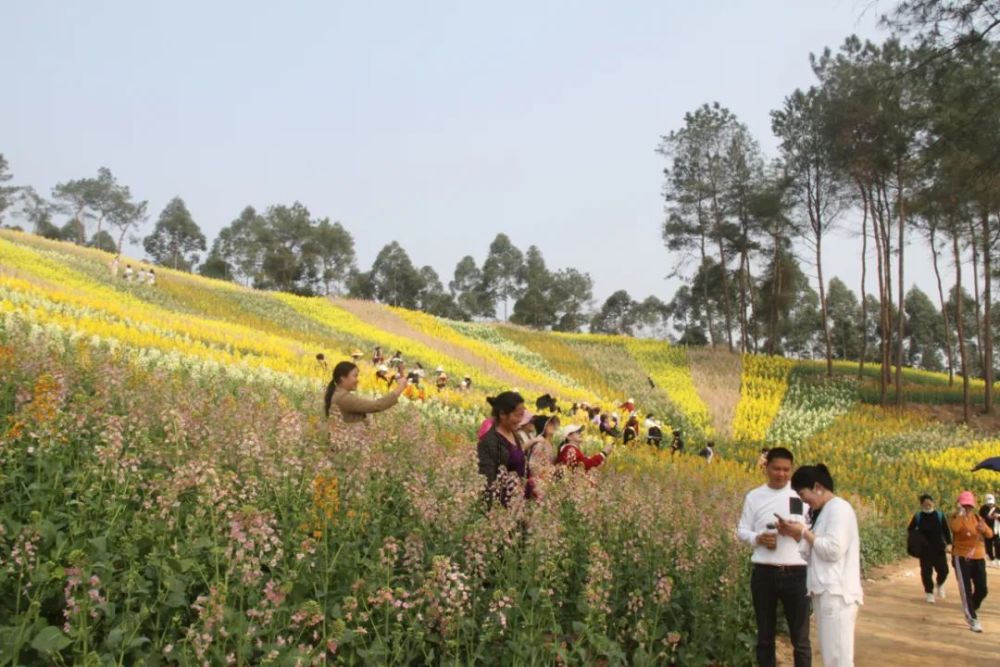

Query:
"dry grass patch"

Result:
[[687, 348, 743, 439]]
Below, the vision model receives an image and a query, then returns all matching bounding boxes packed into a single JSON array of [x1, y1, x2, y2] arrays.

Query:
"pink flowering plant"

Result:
[[0, 319, 758, 665]]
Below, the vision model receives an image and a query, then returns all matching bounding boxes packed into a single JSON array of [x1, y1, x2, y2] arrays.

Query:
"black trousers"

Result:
[[919, 550, 949, 593], [985, 533, 1000, 561], [954, 556, 988, 621], [750, 564, 811, 667]]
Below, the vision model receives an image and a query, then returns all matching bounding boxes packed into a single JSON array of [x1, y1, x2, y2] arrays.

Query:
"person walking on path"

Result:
[[907, 494, 952, 603], [324, 361, 408, 425], [950, 490, 994, 632], [736, 447, 811, 667], [778, 464, 862, 667], [980, 494, 1000, 567]]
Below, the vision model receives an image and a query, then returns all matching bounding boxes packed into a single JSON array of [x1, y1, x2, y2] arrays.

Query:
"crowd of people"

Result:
[[321, 353, 997, 665], [109, 255, 156, 285], [907, 491, 997, 633]]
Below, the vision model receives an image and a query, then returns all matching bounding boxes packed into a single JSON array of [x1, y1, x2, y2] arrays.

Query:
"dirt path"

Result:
[[331, 298, 550, 393], [778, 560, 999, 665]]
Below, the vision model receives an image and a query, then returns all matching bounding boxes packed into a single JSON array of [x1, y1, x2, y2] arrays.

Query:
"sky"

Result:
[[1, 0, 956, 310]]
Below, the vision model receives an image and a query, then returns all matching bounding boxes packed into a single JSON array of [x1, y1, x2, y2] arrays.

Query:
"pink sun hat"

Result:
[[957, 490, 976, 507]]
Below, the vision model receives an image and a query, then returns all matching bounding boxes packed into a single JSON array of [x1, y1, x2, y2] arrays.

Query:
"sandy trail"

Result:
[[331, 298, 550, 393], [777, 560, 999, 666]]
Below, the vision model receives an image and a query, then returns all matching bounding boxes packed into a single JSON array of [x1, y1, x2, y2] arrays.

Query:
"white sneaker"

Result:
[[926, 593, 935, 603], [970, 619, 983, 633], [935, 585, 945, 600]]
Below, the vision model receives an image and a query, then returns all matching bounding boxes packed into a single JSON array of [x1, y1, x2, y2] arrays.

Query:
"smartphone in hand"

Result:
[[789, 497, 804, 516]]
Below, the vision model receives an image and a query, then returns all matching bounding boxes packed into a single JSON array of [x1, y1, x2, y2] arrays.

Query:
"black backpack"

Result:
[[906, 510, 944, 558]]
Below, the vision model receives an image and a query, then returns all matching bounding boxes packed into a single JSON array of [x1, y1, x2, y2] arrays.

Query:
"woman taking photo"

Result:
[[477, 392, 529, 507], [777, 464, 861, 667], [324, 361, 408, 425]]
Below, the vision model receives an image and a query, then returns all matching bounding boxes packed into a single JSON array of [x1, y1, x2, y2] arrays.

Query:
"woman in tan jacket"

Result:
[[324, 361, 408, 425]]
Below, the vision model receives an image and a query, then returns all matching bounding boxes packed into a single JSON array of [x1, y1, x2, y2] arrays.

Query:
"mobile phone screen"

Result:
[[789, 497, 804, 516]]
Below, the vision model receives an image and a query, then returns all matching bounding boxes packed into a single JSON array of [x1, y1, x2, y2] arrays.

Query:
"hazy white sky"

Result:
[[2, 1, 953, 308]]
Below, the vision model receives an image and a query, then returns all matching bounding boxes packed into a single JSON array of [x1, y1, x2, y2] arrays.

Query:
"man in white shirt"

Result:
[[736, 447, 811, 667]]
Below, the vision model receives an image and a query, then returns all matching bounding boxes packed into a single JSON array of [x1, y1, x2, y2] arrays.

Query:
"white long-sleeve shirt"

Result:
[[800, 496, 863, 605], [736, 483, 807, 566]]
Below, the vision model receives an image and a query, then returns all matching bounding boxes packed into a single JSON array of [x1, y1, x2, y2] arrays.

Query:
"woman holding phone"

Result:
[[949, 490, 994, 632], [777, 464, 861, 667], [325, 361, 408, 425]]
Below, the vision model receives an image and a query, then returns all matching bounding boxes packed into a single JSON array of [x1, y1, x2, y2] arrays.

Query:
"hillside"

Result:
[[2, 229, 999, 664]]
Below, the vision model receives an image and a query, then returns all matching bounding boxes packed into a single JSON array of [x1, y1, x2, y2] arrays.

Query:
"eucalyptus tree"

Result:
[[772, 86, 845, 376]]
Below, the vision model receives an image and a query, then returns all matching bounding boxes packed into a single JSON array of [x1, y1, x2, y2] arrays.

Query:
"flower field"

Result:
[[2, 230, 999, 665]]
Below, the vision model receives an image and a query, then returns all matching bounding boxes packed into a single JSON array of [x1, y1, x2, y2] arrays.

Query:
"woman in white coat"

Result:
[[777, 464, 862, 667]]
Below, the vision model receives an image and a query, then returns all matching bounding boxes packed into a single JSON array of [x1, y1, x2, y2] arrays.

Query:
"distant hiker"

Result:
[[435, 367, 448, 391], [137, 268, 150, 284], [619, 397, 636, 415], [907, 494, 951, 604], [778, 464, 861, 666], [644, 415, 663, 447], [736, 447, 810, 667], [148, 268, 156, 286], [980, 494, 1000, 567], [647, 376, 655, 389], [598, 413, 620, 441], [371, 346, 384, 366], [477, 392, 529, 507], [459, 375, 472, 391], [375, 364, 394, 389], [109, 255, 120, 278], [669, 430, 684, 455], [555, 424, 610, 470], [699, 441, 715, 463], [350, 349, 364, 363], [949, 490, 993, 632], [316, 353, 329, 373], [535, 393, 559, 414], [123, 264, 134, 281], [388, 350, 403, 369], [325, 361, 407, 425], [403, 370, 426, 401], [623, 415, 640, 445]]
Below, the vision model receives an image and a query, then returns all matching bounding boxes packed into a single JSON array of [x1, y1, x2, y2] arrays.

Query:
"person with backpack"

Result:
[[979, 494, 1000, 567], [907, 494, 952, 603]]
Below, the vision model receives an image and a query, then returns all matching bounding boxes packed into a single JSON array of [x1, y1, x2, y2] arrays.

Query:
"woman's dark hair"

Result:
[[531, 414, 558, 437], [790, 463, 835, 493], [486, 391, 525, 420], [919, 493, 934, 503], [324, 361, 359, 417]]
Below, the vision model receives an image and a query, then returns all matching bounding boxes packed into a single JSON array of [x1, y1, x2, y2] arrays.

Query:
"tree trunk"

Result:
[[953, 233, 970, 423], [981, 210, 994, 413], [871, 183, 888, 406], [929, 224, 955, 386], [895, 161, 905, 407], [968, 218, 986, 376], [697, 206, 717, 348], [876, 179, 894, 397], [715, 231, 735, 353], [769, 236, 782, 356], [858, 180, 869, 378], [816, 234, 833, 378]]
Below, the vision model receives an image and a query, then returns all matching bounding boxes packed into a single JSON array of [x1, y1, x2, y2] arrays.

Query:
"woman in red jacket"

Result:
[[555, 424, 611, 470]]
